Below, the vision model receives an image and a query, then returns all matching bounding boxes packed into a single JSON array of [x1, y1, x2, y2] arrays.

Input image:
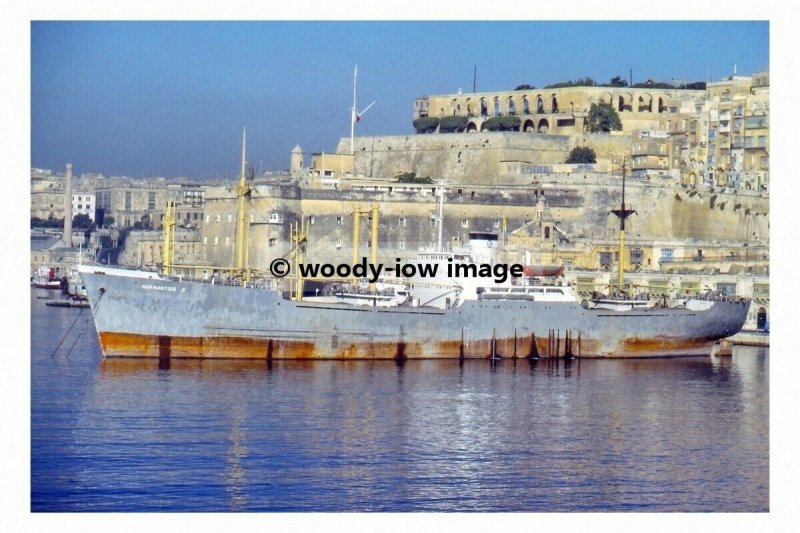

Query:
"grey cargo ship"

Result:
[[79, 267, 749, 360]]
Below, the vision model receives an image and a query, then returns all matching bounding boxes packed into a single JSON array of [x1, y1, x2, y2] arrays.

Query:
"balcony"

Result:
[[745, 116, 769, 129]]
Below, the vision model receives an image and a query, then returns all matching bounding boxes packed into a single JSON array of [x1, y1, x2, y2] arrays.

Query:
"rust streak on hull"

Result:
[[100, 332, 318, 359], [620, 336, 716, 357], [98, 331, 686, 359]]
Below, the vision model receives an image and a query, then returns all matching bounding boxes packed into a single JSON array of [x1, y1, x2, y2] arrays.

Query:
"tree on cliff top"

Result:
[[565, 146, 597, 164], [587, 103, 623, 133], [608, 75, 628, 87]]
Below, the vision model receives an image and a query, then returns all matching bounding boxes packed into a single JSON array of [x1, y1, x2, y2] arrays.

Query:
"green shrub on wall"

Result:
[[439, 116, 469, 133], [481, 116, 521, 132], [413, 117, 439, 133], [565, 146, 597, 164]]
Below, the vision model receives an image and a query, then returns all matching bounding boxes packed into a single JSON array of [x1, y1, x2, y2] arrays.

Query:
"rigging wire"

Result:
[[50, 307, 84, 358]]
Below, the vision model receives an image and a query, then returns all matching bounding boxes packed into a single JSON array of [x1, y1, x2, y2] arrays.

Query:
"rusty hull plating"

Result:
[[82, 272, 750, 360]]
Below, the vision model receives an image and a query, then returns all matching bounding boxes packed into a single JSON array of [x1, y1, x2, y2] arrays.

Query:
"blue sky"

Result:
[[31, 21, 769, 179]]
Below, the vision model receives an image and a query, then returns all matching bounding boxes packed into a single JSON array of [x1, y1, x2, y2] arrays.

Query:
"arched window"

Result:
[[551, 95, 558, 113], [522, 95, 530, 114], [508, 97, 516, 116], [538, 119, 549, 133], [494, 97, 501, 116], [544, 227, 550, 239], [536, 95, 544, 113], [480, 98, 488, 117]]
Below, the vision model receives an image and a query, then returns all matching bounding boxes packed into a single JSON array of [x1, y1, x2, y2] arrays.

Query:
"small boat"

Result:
[[45, 299, 90, 309], [31, 266, 63, 290]]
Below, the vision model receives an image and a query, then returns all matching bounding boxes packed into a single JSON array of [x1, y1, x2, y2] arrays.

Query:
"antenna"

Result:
[[350, 64, 376, 155], [609, 159, 637, 296]]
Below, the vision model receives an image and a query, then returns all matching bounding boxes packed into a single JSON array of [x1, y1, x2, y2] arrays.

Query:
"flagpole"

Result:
[[351, 64, 357, 155]]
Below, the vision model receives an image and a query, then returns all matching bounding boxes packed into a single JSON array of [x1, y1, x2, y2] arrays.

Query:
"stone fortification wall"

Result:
[[534, 176, 769, 244], [117, 229, 203, 269], [193, 176, 768, 274], [340, 132, 631, 184]]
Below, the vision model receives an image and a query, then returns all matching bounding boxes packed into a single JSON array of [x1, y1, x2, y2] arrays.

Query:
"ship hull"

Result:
[[82, 273, 750, 360]]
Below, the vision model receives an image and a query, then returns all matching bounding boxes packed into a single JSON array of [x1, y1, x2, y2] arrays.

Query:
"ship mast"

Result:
[[436, 177, 445, 252], [351, 204, 380, 289], [234, 128, 252, 281], [610, 159, 636, 297], [291, 218, 307, 301], [161, 199, 176, 276]]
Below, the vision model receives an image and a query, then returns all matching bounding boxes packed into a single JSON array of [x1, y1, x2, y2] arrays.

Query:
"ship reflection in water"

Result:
[[31, 295, 768, 512]]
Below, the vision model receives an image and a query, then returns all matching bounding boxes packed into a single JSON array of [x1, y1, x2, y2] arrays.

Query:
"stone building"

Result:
[[30, 168, 64, 220], [166, 182, 208, 229], [409, 72, 769, 191], [414, 85, 706, 136], [630, 130, 675, 179], [659, 69, 769, 189], [95, 181, 170, 229], [116, 229, 205, 271], [31, 167, 100, 222], [71, 193, 95, 221]]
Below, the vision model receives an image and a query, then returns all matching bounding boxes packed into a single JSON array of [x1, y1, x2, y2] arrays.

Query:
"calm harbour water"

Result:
[[30, 290, 769, 512]]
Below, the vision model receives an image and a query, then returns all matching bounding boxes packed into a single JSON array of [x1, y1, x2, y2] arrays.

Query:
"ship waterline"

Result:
[[96, 331, 730, 360], [82, 271, 750, 360]]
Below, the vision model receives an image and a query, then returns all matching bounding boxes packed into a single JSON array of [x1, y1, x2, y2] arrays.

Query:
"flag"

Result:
[[356, 113, 361, 122]]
